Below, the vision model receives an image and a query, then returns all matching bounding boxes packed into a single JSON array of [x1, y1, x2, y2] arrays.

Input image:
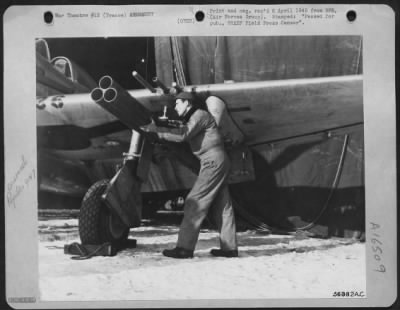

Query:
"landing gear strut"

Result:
[[79, 130, 152, 245]]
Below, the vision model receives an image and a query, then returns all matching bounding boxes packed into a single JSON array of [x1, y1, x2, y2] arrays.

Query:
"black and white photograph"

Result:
[[4, 4, 396, 308], [35, 35, 366, 300]]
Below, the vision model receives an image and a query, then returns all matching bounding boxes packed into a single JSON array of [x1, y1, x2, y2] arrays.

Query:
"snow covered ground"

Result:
[[38, 215, 366, 302]]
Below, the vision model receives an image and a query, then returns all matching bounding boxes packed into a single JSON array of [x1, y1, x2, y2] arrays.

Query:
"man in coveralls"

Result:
[[141, 92, 238, 259]]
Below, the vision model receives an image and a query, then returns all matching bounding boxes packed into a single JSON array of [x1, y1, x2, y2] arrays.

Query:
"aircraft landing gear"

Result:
[[78, 130, 152, 246], [79, 179, 129, 244]]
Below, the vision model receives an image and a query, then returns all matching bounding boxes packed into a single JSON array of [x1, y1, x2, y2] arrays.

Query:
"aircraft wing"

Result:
[[37, 74, 362, 146], [187, 74, 363, 145]]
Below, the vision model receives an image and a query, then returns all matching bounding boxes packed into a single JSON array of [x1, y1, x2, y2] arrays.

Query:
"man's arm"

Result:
[[142, 111, 205, 143]]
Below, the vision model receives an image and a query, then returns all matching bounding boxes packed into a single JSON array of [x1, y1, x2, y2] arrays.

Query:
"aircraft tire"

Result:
[[79, 179, 129, 244]]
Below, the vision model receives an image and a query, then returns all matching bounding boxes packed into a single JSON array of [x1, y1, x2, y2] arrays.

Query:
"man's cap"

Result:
[[175, 92, 195, 101]]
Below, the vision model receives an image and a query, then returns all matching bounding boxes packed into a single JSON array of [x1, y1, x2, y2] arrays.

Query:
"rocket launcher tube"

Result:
[[99, 75, 113, 89], [90, 87, 104, 103], [93, 76, 152, 131], [103, 88, 117, 103]]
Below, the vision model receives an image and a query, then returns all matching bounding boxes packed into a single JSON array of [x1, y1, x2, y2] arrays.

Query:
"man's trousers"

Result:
[[176, 148, 237, 251]]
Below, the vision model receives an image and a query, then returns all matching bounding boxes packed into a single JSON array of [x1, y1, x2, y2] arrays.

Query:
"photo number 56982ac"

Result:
[[332, 291, 365, 298]]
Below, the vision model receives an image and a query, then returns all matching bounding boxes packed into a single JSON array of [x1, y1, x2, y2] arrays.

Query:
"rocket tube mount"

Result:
[[93, 75, 152, 131]]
